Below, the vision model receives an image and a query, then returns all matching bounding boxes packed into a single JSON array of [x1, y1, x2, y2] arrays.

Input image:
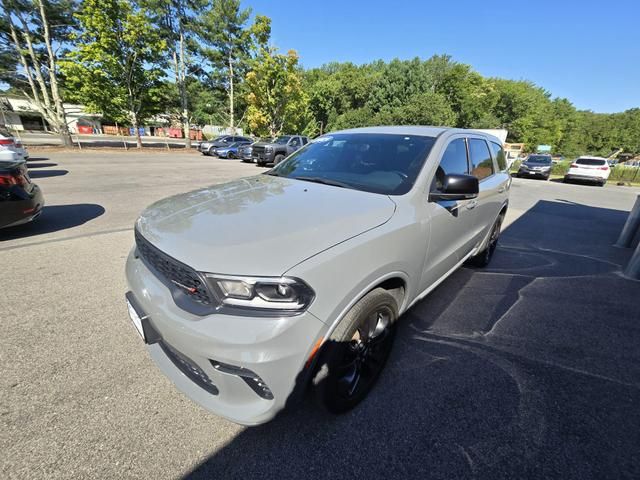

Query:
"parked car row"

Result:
[[515, 153, 612, 187], [199, 134, 310, 166]]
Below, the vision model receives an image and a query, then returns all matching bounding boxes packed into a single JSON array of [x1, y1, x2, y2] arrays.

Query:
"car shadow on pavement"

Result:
[[26, 162, 58, 169], [183, 200, 640, 480], [28, 169, 69, 178], [25, 156, 50, 162], [0, 204, 105, 240]]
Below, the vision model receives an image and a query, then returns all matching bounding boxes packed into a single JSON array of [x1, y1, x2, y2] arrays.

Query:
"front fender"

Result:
[[284, 215, 425, 330]]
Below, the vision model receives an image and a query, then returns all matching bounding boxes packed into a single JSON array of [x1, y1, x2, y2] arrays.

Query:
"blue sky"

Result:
[[250, 0, 639, 113]]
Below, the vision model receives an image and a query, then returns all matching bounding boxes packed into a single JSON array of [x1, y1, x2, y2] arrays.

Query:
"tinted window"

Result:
[[527, 155, 551, 164], [301, 137, 308, 145], [275, 136, 291, 144], [490, 142, 507, 171], [469, 138, 494, 180], [576, 158, 607, 166], [440, 138, 469, 175], [269, 133, 436, 195]]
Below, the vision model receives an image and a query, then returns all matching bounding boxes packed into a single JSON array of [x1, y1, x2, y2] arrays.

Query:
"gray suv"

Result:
[[252, 135, 309, 166], [125, 126, 510, 425]]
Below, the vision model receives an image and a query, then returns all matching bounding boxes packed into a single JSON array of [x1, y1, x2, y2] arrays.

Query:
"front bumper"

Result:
[[125, 249, 327, 425], [518, 168, 550, 177]]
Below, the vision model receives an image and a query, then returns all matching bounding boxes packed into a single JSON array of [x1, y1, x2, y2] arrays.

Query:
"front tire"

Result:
[[467, 213, 504, 268], [314, 288, 398, 414], [274, 154, 285, 165]]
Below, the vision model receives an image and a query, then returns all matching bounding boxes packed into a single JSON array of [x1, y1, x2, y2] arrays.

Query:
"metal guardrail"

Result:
[[617, 195, 640, 280]]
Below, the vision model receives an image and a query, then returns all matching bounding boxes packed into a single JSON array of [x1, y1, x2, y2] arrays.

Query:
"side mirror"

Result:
[[429, 173, 479, 202]]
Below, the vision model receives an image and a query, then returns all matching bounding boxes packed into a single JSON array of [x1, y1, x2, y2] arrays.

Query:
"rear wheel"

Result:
[[314, 288, 397, 414], [467, 213, 504, 268]]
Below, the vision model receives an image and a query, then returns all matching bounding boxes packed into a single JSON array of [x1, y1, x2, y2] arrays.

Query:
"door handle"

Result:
[[466, 200, 478, 210]]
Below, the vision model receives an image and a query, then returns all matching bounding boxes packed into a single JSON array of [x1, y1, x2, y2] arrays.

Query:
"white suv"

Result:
[[0, 127, 28, 162], [564, 156, 610, 186]]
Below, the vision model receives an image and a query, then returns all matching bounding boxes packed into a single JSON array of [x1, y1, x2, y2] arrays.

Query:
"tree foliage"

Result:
[[198, 0, 270, 131], [245, 48, 309, 137], [1, 0, 76, 145], [61, 0, 166, 147], [304, 55, 640, 156]]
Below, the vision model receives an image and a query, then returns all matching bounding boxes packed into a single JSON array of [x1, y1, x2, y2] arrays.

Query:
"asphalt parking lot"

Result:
[[2, 150, 640, 479]]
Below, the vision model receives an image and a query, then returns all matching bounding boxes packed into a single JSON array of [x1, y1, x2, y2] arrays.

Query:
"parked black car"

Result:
[[199, 135, 253, 156], [0, 159, 44, 228], [516, 154, 553, 180], [252, 135, 309, 166]]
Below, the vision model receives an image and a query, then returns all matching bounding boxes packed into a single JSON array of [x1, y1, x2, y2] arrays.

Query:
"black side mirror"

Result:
[[429, 173, 479, 202]]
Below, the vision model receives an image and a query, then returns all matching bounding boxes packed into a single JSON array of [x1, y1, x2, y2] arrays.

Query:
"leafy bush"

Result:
[[609, 166, 640, 183]]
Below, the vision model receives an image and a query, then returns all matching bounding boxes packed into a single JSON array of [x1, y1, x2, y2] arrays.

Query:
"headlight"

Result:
[[204, 274, 315, 314]]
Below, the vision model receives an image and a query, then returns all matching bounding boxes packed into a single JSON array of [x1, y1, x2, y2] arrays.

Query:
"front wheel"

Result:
[[314, 288, 397, 414], [273, 154, 285, 165], [467, 213, 504, 268]]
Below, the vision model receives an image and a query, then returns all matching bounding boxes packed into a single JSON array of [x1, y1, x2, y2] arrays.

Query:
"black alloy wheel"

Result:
[[468, 213, 504, 268], [315, 288, 397, 413]]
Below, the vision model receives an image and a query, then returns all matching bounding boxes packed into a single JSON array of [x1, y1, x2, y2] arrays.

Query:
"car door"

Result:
[[287, 136, 301, 155], [468, 137, 508, 241], [419, 137, 480, 291]]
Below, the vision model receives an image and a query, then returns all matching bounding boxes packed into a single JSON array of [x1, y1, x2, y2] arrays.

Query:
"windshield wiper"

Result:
[[292, 176, 351, 189]]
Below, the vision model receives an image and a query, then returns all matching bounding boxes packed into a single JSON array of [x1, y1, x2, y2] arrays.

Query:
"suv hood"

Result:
[[136, 175, 396, 276]]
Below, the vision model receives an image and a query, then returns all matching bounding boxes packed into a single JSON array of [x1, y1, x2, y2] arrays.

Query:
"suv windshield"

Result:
[[576, 158, 607, 166], [274, 136, 291, 144], [268, 133, 436, 195], [527, 155, 551, 164]]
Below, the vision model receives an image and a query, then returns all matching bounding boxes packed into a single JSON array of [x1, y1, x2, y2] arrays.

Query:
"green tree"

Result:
[[245, 48, 309, 137], [199, 0, 270, 132], [62, 0, 166, 148], [1, 0, 76, 145], [143, 0, 205, 147]]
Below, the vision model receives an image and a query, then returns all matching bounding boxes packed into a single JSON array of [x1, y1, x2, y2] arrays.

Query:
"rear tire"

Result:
[[467, 213, 504, 268], [314, 288, 398, 414]]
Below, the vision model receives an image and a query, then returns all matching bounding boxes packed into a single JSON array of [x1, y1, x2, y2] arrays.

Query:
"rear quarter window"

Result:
[[489, 142, 507, 171]]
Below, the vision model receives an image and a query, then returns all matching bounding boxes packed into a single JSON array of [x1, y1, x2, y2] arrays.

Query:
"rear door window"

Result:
[[468, 138, 495, 180]]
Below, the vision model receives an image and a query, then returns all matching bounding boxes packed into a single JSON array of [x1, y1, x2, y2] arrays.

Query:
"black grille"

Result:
[[252, 145, 266, 158], [134, 230, 215, 311]]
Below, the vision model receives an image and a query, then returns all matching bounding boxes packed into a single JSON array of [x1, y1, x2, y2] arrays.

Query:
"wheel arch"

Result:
[[322, 271, 411, 342]]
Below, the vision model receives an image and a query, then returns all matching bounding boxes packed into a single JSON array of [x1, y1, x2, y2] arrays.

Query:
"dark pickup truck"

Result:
[[252, 135, 309, 166]]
